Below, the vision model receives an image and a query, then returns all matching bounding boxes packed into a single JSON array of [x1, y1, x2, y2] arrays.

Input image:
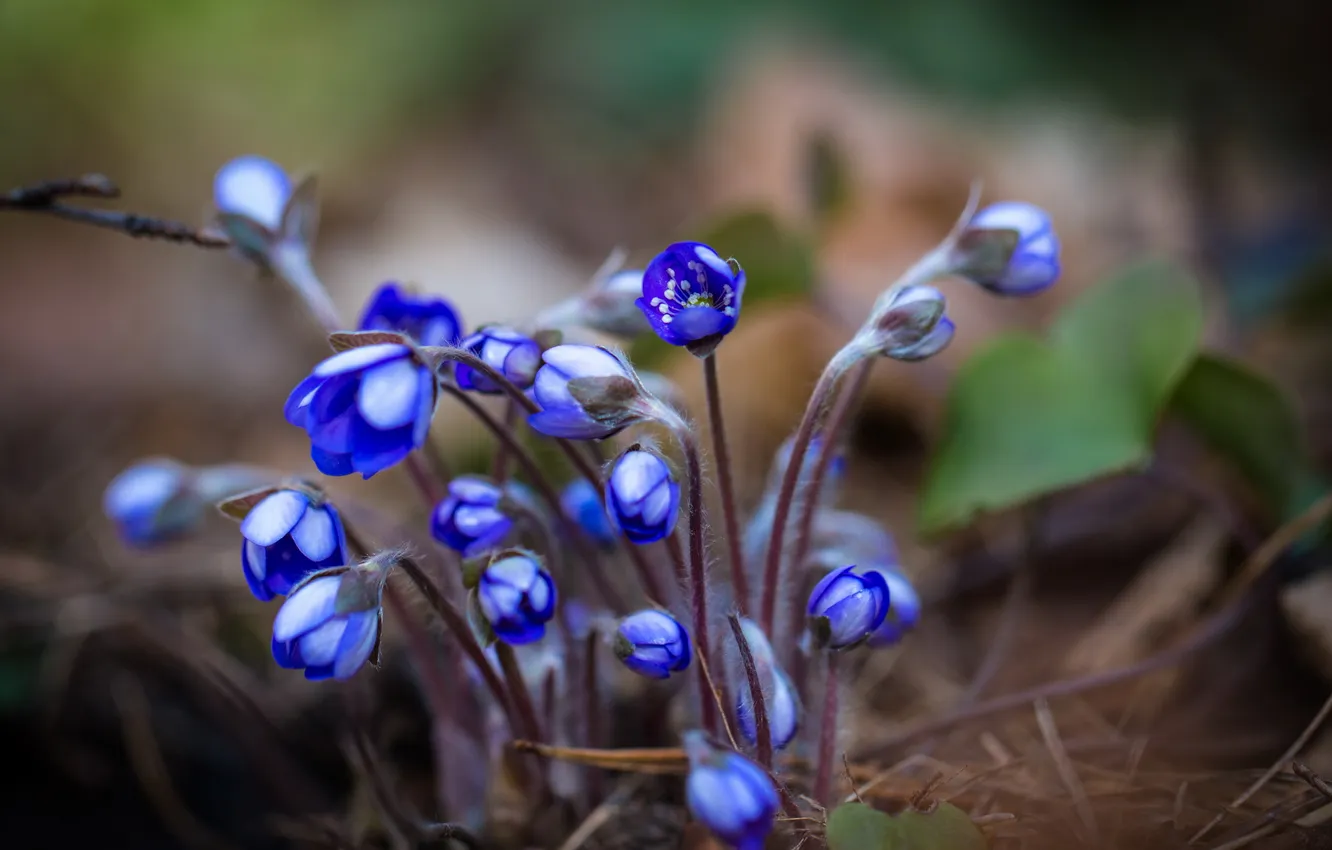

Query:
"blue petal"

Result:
[[290, 504, 338, 561], [332, 612, 379, 679], [806, 565, 859, 616], [307, 375, 360, 453], [272, 575, 341, 641], [284, 374, 324, 427], [541, 344, 628, 380], [634, 297, 690, 346], [528, 409, 611, 440], [242, 543, 273, 601], [214, 156, 290, 229], [356, 357, 423, 430], [272, 636, 302, 669], [103, 461, 182, 523], [494, 620, 546, 645], [312, 344, 410, 379], [610, 451, 669, 504], [303, 663, 336, 681], [311, 445, 355, 476], [411, 367, 436, 448], [348, 418, 414, 478], [240, 491, 308, 547], [671, 305, 731, 342], [296, 618, 350, 667]]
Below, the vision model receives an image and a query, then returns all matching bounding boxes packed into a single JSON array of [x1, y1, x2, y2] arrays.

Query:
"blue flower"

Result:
[[528, 344, 646, 440], [960, 202, 1061, 296], [455, 325, 542, 394], [733, 620, 800, 750], [271, 561, 386, 681], [614, 609, 692, 679], [431, 476, 513, 556], [285, 343, 437, 479], [806, 564, 890, 651], [637, 241, 745, 355], [476, 552, 557, 645], [359, 282, 463, 348], [606, 449, 680, 544], [864, 567, 921, 648], [214, 155, 290, 232], [560, 479, 617, 547], [239, 489, 348, 601], [103, 459, 199, 546], [683, 732, 778, 850]]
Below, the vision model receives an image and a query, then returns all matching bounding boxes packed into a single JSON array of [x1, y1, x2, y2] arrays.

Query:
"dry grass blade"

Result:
[[1034, 697, 1097, 841], [556, 777, 646, 850], [512, 742, 689, 774]]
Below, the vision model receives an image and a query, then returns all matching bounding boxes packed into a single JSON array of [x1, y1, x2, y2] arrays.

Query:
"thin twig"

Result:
[[1190, 688, 1332, 843], [1293, 762, 1332, 802], [2, 174, 230, 247], [1034, 697, 1098, 841]]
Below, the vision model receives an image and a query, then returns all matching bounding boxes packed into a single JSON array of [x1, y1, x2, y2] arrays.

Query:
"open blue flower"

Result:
[[864, 567, 921, 648], [431, 476, 513, 556], [271, 564, 384, 681], [240, 489, 348, 601], [606, 449, 679, 544], [684, 732, 778, 850], [961, 202, 1061, 296], [359, 282, 463, 348], [455, 325, 541, 394], [528, 344, 645, 440], [637, 242, 745, 355], [476, 552, 557, 645], [560, 479, 617, 547], [614, 610, 692, 679], [806, 564, 890, 651], [285, 343, 436, 479], [103, 459, 198, 546]]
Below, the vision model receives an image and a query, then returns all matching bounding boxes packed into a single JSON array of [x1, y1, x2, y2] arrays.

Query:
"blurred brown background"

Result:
[[4, 1, 1332, 848]]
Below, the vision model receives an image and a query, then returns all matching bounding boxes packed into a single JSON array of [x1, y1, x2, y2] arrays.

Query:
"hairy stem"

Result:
[[673, 425, 717, 735], [491, 397, 520, 483], [703, 354, 748, 608], [728, 614, 772, 768], [814, 652, 841, 806], [757, 346, 863, 634]]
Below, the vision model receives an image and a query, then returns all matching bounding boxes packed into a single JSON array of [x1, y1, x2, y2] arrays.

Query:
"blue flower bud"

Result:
[[271, 558, 387, 681], [806, 564, 890, 651], [528, 344, 648, 440], [103, 459, 199, 546], [956, 201, 1061, 296], [539, 268, 651, 338], [614, 609, 692, 679], [683, 731, 778, 850], [239, 489, 348, 601], [476, 552, 557, 645], [560, 479, 617, 547], [864, 567, 921, 648], [733, 620, 800, 750], [891, 314, 954, 361], [865, 283, 948, 359], [359, 282, 463, 348], [637, 241, 746, 356], [431, 476, 513, 556], [606, 448, 680, 544], [214, 155, 290, 233], [285, 343, 437, 479], [454, 325, 542, 394]]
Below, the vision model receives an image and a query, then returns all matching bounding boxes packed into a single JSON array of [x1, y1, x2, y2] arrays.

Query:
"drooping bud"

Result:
[[270, 553, 391, 681], [606, 447, 680, 544], [527, 344, 653, 440], [951, 201, 1060, 296], [806, 564, 890, 651], [683, 731, 779, 850], [613, 609, 692, 680]]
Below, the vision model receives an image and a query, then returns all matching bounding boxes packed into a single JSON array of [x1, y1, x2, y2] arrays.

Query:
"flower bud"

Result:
[[455, 325, 542, 393], [431, 476, 513, 556], [539, 268, 651, 338], [528, 344, 650, 440], [864, 567, 921, 648], [864, 284, 947, 358], [683, 731, 778, 850], [733, 620, 800, 750], [271, 555, 388, 681], [953, 201, 1060, 296], [213, 155, 291, 258], [637, 241, 746, 357], [606, 448, 680, 544], [285, 343, 437, 478], [560, 479, 617, 548], [614, 609, 692, 679], [890, 314, 954, 361], [359, 282, 463, 348], [239, 489, 349, 601], [806, 564, 890, 651], [474, 551, 557, 645], [103, 459, 199, 546]]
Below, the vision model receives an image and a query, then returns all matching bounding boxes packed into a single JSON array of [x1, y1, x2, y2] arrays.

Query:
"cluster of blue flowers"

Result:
[[104, 154, 1060, 850]]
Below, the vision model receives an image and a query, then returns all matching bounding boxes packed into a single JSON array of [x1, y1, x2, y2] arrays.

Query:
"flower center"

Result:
[[648, 261, 736, 325]]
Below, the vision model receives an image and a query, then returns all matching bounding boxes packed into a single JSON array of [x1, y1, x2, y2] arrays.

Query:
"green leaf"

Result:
[[920, 260, 1204, 533], [629, 209, 814, 369], [827, 802, 900, 850], [896, 803, 987, 850], [1169, 353, 1326, 521]]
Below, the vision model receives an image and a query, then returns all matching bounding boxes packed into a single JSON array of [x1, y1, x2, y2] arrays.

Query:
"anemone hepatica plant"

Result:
[[65, 154, 1061, 848]]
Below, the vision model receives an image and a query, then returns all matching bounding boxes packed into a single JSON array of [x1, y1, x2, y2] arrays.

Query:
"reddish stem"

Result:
[[703, 354, 748, 608]]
